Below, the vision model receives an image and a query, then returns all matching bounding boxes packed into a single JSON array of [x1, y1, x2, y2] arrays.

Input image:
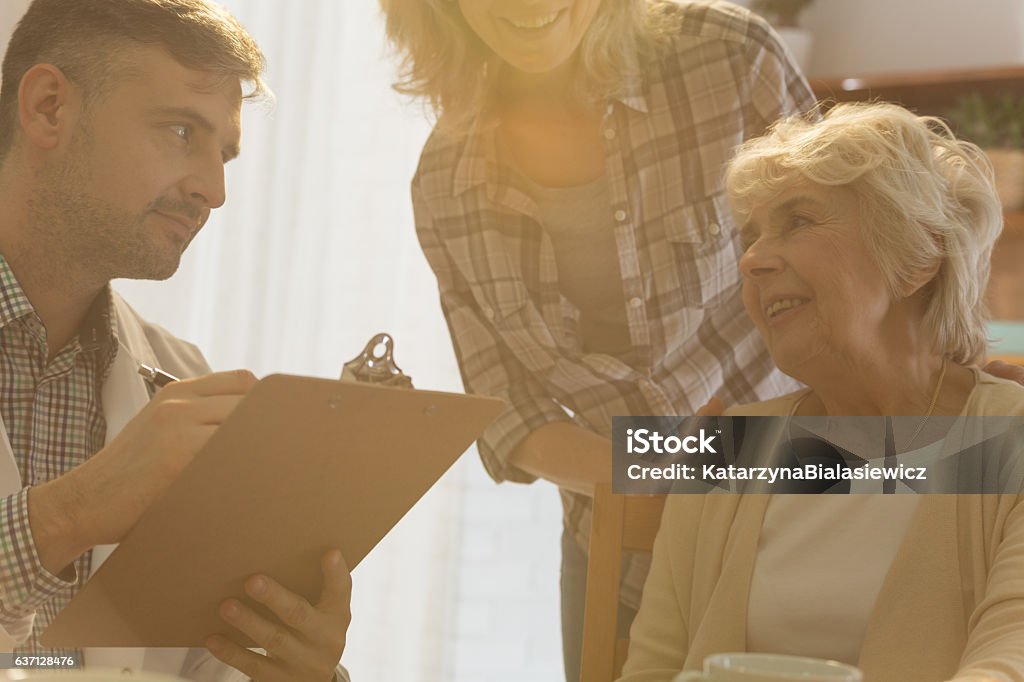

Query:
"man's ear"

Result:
[[17, 64, 79, 151]]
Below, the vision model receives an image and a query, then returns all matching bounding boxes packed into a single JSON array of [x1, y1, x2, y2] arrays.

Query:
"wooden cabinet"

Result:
[[811, 67, 1024, 323], [811, 66, 1024, 113], [990, 214, 1024, 322]]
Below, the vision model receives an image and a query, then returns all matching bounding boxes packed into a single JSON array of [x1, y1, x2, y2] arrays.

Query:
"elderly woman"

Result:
[[378, 2, 816, 678], [620, 103, 1024, 682]]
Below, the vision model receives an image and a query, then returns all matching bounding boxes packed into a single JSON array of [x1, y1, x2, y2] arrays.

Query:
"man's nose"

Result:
[[181, 154, 227, 210]]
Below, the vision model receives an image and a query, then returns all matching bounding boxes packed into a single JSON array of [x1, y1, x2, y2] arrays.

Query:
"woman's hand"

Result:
[[696, 397, 725, 416], [983, 360, 1024, 385], [206, 549, 351, 682], [508, 422, 612, 496]]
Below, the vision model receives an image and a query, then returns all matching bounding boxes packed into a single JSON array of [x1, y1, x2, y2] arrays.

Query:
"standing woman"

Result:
[[380, 1, 814, 678]]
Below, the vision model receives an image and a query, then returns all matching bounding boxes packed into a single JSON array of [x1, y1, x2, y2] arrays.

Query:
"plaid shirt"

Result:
[[412, 2, 815, 604], [0, 255, 116, 653]]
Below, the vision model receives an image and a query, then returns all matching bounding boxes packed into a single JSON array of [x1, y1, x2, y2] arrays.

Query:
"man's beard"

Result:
[[29, 135, 195, 286]]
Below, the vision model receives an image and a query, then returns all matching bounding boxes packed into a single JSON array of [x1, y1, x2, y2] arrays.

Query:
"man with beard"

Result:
[[0, 2, 350, 680]]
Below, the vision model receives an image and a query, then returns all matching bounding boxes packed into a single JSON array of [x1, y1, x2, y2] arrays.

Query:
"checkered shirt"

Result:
[[0, 254, 116, 653]]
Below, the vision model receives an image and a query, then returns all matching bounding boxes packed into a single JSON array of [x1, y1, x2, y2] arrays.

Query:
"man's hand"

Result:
[[207, 550, 352, 682], [984, 360, 1024, 386], [29, 370, 258, 574]]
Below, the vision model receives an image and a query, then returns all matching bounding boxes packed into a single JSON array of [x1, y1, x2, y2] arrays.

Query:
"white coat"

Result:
[[0, 292, 250, 681]]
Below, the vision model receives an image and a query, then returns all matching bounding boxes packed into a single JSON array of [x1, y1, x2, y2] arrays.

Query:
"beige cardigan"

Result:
[[620, 374, 1024, 682]]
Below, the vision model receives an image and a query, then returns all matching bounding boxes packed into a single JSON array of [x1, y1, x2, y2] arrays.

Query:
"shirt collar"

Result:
[[611, 66, 649, 114], [608, 45, 649, 114], [0, 253, 38, 329], [0, 252, 118, 358], [452, 117, 499, 198], [78, 285, 117, 357]]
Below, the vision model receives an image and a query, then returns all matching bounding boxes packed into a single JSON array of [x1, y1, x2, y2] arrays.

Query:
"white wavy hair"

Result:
[[726, 102, 1003, 364]]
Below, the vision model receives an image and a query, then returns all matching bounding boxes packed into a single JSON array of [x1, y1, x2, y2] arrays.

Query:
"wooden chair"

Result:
[[579, 483, 667, 682], [990, 353, 1024, 366]]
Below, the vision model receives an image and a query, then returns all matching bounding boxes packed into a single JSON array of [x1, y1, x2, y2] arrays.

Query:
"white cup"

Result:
[[672, 653, 863, 682]]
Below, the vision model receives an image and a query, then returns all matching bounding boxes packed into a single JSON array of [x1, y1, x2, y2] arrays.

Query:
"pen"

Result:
[[138, 364, 180, 389]]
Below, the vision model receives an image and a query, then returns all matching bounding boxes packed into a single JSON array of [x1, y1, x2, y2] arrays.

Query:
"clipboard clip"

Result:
[[340, 333, 414, 389]]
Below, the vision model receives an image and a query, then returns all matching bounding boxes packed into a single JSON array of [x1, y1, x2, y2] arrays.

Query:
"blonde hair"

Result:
[[726, 102, 1004, 364], [379, 0, 671, 133]]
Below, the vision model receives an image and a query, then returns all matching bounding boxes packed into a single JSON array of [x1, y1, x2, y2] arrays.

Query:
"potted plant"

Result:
[[750, 0, 816, 73], [946, 93, 1024, 211]]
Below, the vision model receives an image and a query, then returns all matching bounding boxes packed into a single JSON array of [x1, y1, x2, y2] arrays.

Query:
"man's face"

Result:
[[39, 44, 243, 282]]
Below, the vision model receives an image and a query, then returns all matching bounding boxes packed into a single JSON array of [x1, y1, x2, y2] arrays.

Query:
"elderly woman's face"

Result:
[[738, 182, 897, 375], [457, 0, 602, 74]]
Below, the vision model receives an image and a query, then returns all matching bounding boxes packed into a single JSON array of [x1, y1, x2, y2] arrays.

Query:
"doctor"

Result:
[[0, 1, 351, 680]]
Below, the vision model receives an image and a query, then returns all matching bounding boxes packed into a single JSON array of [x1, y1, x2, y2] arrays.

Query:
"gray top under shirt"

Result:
[[516, 171, 631, 357]]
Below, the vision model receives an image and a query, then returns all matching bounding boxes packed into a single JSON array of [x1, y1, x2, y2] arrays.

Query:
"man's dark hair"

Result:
[[0, 0, 268, 159]]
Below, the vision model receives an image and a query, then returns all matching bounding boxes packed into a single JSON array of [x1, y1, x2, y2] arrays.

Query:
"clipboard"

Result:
[[42, 374, 504, 648]]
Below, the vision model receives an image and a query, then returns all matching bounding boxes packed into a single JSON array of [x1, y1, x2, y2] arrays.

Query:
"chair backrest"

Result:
[[990, 353, 1024, 366], [579, 483, 667, 682]]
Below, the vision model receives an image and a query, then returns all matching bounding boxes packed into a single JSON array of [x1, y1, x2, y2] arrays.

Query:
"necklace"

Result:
[[796, 359, 949, 452], [901, 359, 948, 452]]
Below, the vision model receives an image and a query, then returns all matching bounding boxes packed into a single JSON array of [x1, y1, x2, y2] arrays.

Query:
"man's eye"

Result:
[[169, 125, 190, 142]]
